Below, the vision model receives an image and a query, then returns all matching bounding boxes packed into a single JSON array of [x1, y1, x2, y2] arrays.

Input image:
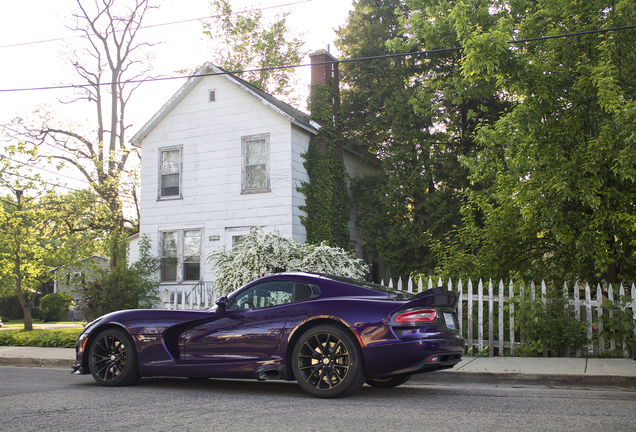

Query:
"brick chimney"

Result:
[[309, 48, 343, 161]]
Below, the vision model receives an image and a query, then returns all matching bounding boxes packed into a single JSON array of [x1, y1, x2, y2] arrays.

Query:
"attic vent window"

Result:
[[209, 90, 216, 102]]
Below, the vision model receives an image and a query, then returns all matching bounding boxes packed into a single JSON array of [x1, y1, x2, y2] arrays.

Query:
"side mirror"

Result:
[[215, 296, 227, 310]]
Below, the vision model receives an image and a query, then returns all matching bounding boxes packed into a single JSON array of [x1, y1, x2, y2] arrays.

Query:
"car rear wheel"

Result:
[[292, 324, 367, 398], [88, 328, 140, 387], [366, 374, 412, 388]]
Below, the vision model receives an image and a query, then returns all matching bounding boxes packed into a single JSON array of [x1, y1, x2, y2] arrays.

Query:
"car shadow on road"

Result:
[[78, 376, 454, 399]]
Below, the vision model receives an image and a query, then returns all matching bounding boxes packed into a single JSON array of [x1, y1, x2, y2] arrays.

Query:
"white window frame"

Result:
[[159, 228, 203, 284], [158, 146, 183, 200], [241, 134, 270, 194], [225, 226, 252, 249]]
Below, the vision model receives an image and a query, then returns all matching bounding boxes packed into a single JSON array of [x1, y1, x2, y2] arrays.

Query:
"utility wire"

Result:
[[1, 24, 634, 94], [3, 156, 91, 186], [0, 0, 313, 49]]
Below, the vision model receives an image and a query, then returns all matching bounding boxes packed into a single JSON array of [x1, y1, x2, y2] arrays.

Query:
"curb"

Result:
[[1, 357, 635, 390], [411, 370, 636, 390], [0, 357, 75, 369]]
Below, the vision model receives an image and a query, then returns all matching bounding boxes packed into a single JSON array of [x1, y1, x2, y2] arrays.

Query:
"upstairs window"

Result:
[[160, 147, 181, 198], [242, 134, 269, 193]]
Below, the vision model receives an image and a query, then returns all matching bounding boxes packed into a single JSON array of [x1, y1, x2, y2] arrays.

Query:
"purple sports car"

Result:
[[73, 272, 464, 398]]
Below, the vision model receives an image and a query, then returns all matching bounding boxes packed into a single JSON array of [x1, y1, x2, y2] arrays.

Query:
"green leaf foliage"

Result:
[[434, 0, 636, 284], [337, 0, 509, 277], [39, 292, 74, 322], [0, 328, 81, 348], [75, 235, 160, 322], [511, 287, 588, 357], [202, 0, 305, 104], [298, 82, 351, 249]]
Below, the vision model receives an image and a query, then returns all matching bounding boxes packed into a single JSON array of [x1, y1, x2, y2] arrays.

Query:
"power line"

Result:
[[0, 0, 313, 49], [1, 24, 634, 94], [1, 170, 79, 192], [3, 156, 91, 186]]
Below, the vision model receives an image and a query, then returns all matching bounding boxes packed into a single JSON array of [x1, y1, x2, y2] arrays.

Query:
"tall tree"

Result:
[[0, 145, 66, 330], [434, 0, 636, 284], [12, 0, 155, 270], [336, 0, 507, 277], [202, 0, 304, 104]]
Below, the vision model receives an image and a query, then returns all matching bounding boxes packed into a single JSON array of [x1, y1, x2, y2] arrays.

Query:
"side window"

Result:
[[241, 134, 269, 193], [159, 147, 181, 198], [295, 283, 314, 301], [228, 281, 294, 310]]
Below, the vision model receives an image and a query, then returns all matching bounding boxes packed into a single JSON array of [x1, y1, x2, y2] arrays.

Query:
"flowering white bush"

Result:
[[207, 227, 369, 294]]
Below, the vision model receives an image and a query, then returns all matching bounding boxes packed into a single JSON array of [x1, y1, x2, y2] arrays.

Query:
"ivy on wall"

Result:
[[297, 82, 351, 249]]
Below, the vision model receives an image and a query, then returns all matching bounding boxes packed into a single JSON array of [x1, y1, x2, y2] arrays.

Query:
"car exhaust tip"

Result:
[[257, 369, 282, 380]]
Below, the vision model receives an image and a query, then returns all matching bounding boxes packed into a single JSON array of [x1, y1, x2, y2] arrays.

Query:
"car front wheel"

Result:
[[88, 328, 140, 387], [292, 324, 367, 398]]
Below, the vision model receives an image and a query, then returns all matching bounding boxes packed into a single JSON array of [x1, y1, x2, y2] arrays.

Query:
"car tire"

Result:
[[366, 374, 413, 388], [88, 328, 140, 387], [292, 324, 367, 398]]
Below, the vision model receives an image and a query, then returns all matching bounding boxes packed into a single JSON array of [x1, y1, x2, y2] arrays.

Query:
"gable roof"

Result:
[[130, 63, 319, 146]]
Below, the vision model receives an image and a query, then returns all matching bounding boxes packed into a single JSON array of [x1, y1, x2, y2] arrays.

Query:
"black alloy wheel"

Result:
[[292, 324, 367, 398], [365, 373, 413, 388], [88, 328, 140, 387]]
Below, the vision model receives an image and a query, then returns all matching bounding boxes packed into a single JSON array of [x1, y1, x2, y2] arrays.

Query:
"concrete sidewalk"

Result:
[[1, 346, 635, 389]]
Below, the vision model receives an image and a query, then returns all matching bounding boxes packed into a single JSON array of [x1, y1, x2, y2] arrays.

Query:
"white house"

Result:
[[53, 254, 110, 298], [130, 50, 382, 303]]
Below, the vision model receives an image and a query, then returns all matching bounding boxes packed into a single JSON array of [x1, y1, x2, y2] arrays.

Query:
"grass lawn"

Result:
[[1, 319, 84, 329]]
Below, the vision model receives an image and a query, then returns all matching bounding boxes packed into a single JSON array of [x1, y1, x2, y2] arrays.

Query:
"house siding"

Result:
[[138, 74, 312, 287]]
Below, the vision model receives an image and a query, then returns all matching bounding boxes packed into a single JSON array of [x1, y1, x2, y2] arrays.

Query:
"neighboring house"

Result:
[[53, 254, 110, 298], [129, 49, 383, 303]]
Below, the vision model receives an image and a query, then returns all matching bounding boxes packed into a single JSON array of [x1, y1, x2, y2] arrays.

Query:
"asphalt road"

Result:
[[2, 366, 635, 432]]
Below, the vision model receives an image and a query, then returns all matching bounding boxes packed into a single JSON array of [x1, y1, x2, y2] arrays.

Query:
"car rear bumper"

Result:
[[362, 335, 465, 378]]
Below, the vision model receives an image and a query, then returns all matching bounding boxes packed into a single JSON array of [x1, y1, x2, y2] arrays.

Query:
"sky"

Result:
[[0, 0, 355, 146]]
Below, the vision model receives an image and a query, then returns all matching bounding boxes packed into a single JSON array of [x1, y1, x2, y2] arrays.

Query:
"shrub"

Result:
[[39, 292, 74, 322], [512, 287, 588, 357], [0, 328, 81, 348], [76, 234, 160, 322], [208, 227, 368, 294]]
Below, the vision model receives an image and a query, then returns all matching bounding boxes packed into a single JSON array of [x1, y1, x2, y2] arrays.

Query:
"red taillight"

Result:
[[394, 309, 437, 324]]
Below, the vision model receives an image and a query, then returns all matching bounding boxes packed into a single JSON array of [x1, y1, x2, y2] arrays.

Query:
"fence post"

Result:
[[620, 284, 627, 356], [458, 279, 463, 337], [519, 283, 525, 345], [488, 279, 494, 357], [499, 279, 504, 357], [575, 282, 581, 357], [585, 283, 593, 354], [468, 279, 474, 352], [509, 280, 515, 356], [608, 285, 616, 351], [597, 284, 604, 353], [478, 279, 484, 351]]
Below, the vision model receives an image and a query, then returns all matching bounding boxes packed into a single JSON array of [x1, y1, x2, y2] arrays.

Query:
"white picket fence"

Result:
[[383, 276, 636, 357], [164, 276, 636, 357]]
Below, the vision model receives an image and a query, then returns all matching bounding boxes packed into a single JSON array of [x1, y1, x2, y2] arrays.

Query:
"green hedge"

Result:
[[0, 328, 82, 348]]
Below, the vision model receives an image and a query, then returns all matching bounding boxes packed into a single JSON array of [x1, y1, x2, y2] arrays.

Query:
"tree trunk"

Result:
[[14, 248, 34, 331]]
